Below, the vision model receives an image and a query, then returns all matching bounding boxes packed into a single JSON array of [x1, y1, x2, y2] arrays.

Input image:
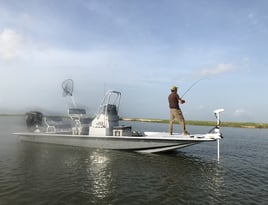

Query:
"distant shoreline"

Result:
[[121, 118, 268, 129], [1, 114, 268, 129]]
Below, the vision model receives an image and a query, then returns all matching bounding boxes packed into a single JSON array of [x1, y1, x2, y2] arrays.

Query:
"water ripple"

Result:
[[1, 118, 268, 204]]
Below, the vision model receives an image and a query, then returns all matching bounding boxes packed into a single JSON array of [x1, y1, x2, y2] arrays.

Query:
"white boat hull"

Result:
[[14, 132, 221, 153], [18, 89, 224, 157]]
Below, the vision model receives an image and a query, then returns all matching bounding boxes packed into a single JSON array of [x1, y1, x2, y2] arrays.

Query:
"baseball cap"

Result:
[[171, 86, 177, 91]]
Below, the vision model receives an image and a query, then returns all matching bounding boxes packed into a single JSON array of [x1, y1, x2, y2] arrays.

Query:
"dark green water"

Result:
[[0, 117, 267, 205]]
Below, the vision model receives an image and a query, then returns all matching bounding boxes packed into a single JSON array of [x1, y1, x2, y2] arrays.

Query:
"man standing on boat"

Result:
[[168, 86, 189, 135]]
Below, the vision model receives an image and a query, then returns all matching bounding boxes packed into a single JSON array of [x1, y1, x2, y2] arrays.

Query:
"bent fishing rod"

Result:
[[180, 77, 208, 98]]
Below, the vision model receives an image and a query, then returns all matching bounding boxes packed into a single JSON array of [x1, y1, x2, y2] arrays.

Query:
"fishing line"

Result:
[[181, 77, 208, 98]]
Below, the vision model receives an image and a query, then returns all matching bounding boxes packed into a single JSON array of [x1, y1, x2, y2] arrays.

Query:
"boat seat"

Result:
[[43, 117, 57, 133], [68, 108, 86, 116], [43, 116, 72, 133], [68, 108, 91, 135]]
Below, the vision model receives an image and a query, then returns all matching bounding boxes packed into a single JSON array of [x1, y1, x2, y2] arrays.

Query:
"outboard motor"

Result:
[[25, 111, 44, 132]]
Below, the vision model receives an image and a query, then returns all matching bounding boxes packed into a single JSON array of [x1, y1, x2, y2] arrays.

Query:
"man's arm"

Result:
[[177, 94, 185, 104]]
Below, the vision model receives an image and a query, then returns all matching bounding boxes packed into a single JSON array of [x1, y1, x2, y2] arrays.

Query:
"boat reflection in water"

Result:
[[87, 151, 112, 200]]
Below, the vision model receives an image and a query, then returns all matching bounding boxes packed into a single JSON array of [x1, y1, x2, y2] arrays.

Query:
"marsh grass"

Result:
[[121, 118, 268, 129]]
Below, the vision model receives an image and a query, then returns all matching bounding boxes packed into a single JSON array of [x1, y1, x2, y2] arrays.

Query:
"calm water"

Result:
[[0, 116, 267, 205]]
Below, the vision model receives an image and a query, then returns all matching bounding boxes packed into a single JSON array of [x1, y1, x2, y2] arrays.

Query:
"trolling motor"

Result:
[[211, 108, 224, 161], [214, 108, 224, 138], [214, 108, 224, 126], [208, 108, 224, 138]]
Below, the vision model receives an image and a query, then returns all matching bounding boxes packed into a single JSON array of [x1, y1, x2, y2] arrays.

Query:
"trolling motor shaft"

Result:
[[213, 108, 224, 161]]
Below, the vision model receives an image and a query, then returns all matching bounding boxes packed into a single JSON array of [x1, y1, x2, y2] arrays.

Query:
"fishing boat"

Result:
[[14, 89, 224, 159]]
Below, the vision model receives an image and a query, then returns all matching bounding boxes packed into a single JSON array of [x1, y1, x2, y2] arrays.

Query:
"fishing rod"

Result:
[[180, 77, 208, 98]]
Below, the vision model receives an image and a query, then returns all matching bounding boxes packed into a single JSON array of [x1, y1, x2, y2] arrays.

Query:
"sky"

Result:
[[0, 0, 268, 123]]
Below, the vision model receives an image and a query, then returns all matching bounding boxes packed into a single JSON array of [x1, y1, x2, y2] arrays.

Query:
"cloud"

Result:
[[232, 108, 254, 122], [198, 63, 235, 77], [233, 108, 247, 117], [0, 28, 24, 60], [248, 12, 258, 25]]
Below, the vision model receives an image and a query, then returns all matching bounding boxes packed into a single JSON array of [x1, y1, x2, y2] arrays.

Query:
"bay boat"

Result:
[[14, 90, 224, 159]]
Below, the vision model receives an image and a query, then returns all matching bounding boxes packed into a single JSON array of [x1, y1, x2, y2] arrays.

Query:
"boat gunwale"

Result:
[[13, 132, 218, 142]]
